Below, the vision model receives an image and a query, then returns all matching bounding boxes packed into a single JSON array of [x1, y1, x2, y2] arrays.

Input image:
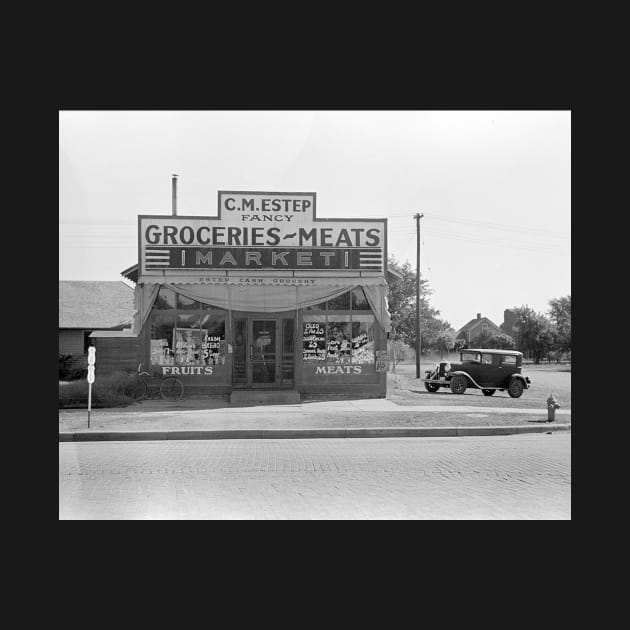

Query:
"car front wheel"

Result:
[[424, 382, 440, 393], [450, 374, 467, 394], [482, 389, 495, 396], [508, 379, 524, 398]]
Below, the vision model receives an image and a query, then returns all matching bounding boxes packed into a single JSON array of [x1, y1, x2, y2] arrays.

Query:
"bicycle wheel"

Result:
[[160, 377, 184, 401], [125, 378, 148, 400]]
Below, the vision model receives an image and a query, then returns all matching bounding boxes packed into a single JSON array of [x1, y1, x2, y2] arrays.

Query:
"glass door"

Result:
[[250, 319, 278, 385]]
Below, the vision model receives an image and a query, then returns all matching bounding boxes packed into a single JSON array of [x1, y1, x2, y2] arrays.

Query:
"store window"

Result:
[[351, 314, 376, 363], [154, 287, 177, 309], [352, 287, 371, 310], [149, 288, 226, 368], [304, 300, 327, 312], [301, 289, 376, 364], [177, 293, 201, 310], [326, 291, 351, 311], [150, 312, 176, 366]]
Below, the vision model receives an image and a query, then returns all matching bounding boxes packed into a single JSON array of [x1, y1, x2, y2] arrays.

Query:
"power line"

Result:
[[361, 212, 569, 238], [398, 230, 569, 254], [388, 222, 570, 252], [423, 213, 569, 238]]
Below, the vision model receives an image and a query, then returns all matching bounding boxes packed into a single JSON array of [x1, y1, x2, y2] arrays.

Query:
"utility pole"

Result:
[[415, 213, 424, 378]]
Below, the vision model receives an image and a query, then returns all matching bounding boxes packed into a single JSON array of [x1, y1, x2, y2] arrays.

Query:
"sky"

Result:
[[59, 110, 571, 331]]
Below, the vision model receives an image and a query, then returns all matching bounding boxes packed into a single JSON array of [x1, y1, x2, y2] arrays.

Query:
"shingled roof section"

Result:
[[456, 316, 503, 336], [59, 281, 135, 329]]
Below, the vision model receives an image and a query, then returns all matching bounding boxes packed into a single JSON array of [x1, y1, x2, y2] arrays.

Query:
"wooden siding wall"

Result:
[[93, 337, 139, 375], [59, 330, 84, 355]]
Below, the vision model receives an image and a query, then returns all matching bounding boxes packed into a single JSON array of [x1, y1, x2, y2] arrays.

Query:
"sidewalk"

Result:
[[59, 397, 570, 441]]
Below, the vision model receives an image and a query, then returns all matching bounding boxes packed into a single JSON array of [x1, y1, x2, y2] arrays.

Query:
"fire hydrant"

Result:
[[547, 394, 561, 422]]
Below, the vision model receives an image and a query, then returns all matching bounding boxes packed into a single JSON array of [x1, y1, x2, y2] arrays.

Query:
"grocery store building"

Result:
[[119, 190, 392, 402]]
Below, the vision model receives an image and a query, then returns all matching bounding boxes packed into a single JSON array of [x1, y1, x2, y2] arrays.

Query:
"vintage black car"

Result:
[[422, 349, 531, 398]]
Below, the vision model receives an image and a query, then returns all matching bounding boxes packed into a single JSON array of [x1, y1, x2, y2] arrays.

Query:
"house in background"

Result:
[[455, 313, 504, 346], [59, 281, 136, 369]]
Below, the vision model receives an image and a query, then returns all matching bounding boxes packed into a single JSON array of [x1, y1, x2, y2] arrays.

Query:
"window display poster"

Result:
[[327, 322, 352, 363], [150, 338, 174, 366], [303, 321, 326, 361], [173, 328, 207, 365]]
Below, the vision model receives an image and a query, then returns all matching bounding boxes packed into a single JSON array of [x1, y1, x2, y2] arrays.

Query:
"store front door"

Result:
[[232, 315, 295, 388], [251, 319, 277, 385]]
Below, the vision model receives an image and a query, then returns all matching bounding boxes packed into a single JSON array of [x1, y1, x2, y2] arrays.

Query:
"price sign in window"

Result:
[[200, 316, 226, 365], [303, 319, 327, 361]]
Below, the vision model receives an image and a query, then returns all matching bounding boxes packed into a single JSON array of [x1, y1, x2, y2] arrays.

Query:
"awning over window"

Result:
[[132, 278, 392, 334]]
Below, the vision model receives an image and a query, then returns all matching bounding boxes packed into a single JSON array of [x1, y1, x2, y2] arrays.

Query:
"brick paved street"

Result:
[[59, 433, 570, 519]]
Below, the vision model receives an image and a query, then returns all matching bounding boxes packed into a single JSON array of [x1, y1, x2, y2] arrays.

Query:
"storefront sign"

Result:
[[139, 191, 386, 276], [315, 365, 363, 374], [162, 366, 214, 376], [193, 276, 383, 286]]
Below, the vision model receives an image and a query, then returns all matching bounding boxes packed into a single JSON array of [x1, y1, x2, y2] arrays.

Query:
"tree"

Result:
[[509, 305, 553, 363], [548, 295, 571, 356], [472, 330, 514, 349], [488, 332, 516, 350], [387, 256, 456, 356], [433, 328, 457, 358], [453, 337, 466, 352], [473, 329, 495, 349]]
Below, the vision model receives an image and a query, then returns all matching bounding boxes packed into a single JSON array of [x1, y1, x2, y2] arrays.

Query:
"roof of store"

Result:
[[89, 330, 136, 338], [59, 281, 135, 329]]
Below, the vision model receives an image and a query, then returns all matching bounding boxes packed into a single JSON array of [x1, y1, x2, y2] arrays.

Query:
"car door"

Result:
[[480, 352, 502, 387], [460, 351, 481, 384]]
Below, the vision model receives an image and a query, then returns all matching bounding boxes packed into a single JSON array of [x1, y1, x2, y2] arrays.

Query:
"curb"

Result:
[[59, 423, 570, 442]]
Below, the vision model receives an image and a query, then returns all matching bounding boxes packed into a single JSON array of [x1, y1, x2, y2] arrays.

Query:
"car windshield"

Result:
[[461, 351, 480, 362]]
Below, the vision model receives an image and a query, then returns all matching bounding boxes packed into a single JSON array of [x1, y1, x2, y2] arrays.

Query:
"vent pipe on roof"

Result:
[[172, 174, 178, 216], [477, 313, 481, 319]]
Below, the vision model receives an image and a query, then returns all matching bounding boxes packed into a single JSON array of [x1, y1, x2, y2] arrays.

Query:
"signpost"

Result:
[[87, 346, 95, 428], [375, 350, 390, 372]]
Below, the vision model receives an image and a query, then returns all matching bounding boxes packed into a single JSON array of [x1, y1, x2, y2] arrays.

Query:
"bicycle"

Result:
[[125, 364, 184, 401]]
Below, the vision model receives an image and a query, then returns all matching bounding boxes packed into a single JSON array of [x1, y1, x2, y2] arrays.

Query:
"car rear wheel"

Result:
[[482, 389, 495, 396], [424, 382, 440, 393], [450, 374, 467, 394], [508, 379, 524, 398]]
